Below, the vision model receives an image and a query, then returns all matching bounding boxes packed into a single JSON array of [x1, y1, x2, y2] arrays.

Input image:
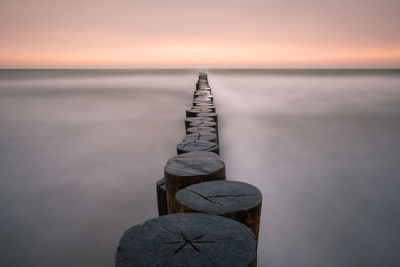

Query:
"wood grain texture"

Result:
[[188, 121, 217, 130], [186, 126, 216, 135], [193, 96, 213, 101], [186, 108, 213, 118], [176, 180, 262, 242], [192, 104, 216, 112], [177, 140, 219, 155], [194, 92, 213, 98], [193, 100, 213, 106], [184, 117, 214, 130], [183, 132, 218, 143], [115, 213, 256, 267], [196, 112, 218, 124]]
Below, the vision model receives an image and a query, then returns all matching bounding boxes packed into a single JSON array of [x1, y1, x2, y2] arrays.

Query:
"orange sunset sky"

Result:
[[1, 0, 399, 68]]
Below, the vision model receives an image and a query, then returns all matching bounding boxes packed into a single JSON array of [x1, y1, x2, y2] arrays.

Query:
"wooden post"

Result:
[[177, 140, 219, 155], [197, 112, 218, 123], [193, 99, 213, 106], [183, 132, 218, 143], [192, 103, 216, 111], [187, 120, 217, 130], [193, 97, 213, 103], [164, 151, 225, 214], [186, 126, 216, 135], [175, 180, 262, 242], [156, 177, 168, 216], [194, 96, 212, 101], [186, 108, 213, 118], [197, 86, 211, 91], [184, 117, 214, 130], [194, 91, 213, 98], [115, 213, 256, 267], [194, 89, 212, 95]]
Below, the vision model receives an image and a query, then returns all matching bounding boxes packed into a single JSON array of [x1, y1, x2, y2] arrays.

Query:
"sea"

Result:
[[0, 69, 399, 266]]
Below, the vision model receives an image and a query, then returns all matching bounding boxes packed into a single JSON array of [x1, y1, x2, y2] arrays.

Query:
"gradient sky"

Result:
[[1, 0, 400, 68]]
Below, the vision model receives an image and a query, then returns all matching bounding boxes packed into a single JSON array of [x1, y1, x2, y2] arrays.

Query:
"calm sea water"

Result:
[[0, 69, 399, 266]]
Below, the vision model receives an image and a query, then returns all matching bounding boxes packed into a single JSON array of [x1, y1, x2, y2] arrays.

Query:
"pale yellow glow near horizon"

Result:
[[2, 43, 399, 68], [1, 0, 400, 68]]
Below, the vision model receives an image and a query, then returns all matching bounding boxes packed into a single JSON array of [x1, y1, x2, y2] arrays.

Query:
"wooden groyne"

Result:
[[116, 72, 262, 266]]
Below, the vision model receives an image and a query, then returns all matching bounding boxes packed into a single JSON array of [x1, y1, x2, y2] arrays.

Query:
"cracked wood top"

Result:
[[183, 132, 217, 143], [192, 104, 216, 111], [189, 121, 216, 128], [185, 117, 214, 123], [176, 181, 262, 214], [193, 94, 213, 99], [188, 108, 213, 113], [196, 112, 217, 118], [177, 140, 219, 154], [193, 100, 213, 104], [116, 213, 256, 267], [165, 151, 223, 177], [194, 98, 212, 102], [187, 126, 216, 134]]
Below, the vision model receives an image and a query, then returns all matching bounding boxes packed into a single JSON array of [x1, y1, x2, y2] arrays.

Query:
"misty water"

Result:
[[0, 69, 399, 266]]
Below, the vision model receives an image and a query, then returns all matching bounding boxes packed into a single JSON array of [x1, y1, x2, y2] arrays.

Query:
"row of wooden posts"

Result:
[[115, 72, 263, 266]]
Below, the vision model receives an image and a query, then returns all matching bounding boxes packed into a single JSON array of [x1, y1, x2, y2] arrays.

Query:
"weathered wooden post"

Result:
[[187, 120, 217, 130], [192, 103, 216, 111], [186, 108, 213, 117], [194, 91, 213, 98], [186, 126, 216, 135], [183, 132, 218, 143], [193, 99, 213, 106], [164, 151, 225, 214], [156, 177, 167, 216], [184, 117, 214, 129], [197, 112, 218, 123], [175, 180, 262, 242], [176, 140, 219, 155], [115, 213, 256, 266]]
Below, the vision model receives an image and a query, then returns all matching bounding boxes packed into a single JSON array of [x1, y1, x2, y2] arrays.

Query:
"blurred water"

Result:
[[0, 69, 400, 266]]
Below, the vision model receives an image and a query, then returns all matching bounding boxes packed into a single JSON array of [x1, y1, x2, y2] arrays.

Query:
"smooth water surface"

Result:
[[0, 69, 399, 266]]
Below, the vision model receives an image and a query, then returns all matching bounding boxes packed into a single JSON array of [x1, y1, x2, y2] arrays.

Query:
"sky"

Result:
[[0, 0, 399, 68]]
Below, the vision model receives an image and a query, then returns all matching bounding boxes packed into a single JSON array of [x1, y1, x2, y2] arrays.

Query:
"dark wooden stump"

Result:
[[177, 140, 219, 155], [193, 99, 213, 105], [186, 108, 213, 118], [183, 132, 217, 143], [176, 180, 262, 242], [192, 100, 215, 106], [195, 89, 212, 95], [194, 91, 212, 98], [193, 96, 213, 100], [193, 96, 213, 102], [164, 151, 225, 214], [192, 104, 216, 112], [194, 89, 212, 94], [186, 126, 216, 135], [115, 213, 256, 267], [184, 117, 214, 130], [197, 112, 218, 124], [156, 177, 168, 216], [199, 72, 208, 78], [188, 120, 217, 130], [197, 86, 211, 91]]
